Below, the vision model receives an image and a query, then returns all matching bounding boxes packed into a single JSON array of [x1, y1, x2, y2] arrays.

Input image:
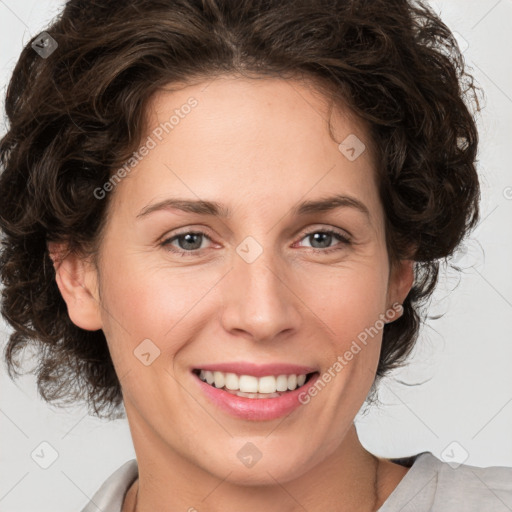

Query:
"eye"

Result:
[[161, 231, 212, 256], [295, 228, 352, 254], [160, 227, 352, 257]]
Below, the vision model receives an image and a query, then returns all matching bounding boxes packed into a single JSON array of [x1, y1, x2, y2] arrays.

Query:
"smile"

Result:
[[194, 369, 315, 397], [191, 364, 321, 421]]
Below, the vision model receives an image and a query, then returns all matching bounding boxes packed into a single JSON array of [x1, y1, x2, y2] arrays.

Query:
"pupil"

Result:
[[180, 233, 202, 250], [311, 232, 331, 248]]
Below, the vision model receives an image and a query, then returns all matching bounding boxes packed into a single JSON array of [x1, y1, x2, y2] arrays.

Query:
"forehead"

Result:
[[146, 74, 370, 149], [112, 75, 382, 230]]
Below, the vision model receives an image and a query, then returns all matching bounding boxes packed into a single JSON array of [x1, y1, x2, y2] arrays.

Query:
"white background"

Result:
[[0, 1, 511, 511]]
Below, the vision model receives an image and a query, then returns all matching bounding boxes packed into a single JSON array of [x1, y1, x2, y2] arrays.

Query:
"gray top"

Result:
[[80, 452, 512, 511]]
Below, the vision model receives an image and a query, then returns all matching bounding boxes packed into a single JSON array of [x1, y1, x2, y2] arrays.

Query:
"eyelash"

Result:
[[160, 228, 352, 257]]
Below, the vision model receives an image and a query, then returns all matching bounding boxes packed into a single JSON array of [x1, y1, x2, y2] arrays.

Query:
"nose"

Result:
[[220, 245, 302, 343]]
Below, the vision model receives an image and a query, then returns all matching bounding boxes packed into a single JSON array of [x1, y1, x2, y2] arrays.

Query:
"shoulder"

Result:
[[384, 451, 512, 511], [80, 459, 138, 512], [430, 453, 512, 509]]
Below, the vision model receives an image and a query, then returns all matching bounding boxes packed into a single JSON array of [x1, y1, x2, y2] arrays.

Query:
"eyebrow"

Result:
[[136, 194, 371, 222]]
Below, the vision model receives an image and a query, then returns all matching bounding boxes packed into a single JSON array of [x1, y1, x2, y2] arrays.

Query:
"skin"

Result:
[[50, 75, 415, 512]]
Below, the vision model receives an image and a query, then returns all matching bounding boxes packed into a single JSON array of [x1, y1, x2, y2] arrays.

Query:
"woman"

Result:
[[1, 1, 510, 511]]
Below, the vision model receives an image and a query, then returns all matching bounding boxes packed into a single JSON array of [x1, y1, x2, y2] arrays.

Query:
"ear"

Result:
[[385, 258, 415, 322], [47, 242, 103, 331]]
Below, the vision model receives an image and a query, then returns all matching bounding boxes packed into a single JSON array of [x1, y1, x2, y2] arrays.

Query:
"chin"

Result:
[[204, 446, 316, 486]]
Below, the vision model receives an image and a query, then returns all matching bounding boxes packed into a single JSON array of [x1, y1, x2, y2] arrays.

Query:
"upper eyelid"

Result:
[[164, 224, 350, 236]]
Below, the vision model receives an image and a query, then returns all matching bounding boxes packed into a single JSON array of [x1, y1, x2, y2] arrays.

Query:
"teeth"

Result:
[[276, 374, 289, 392], [225, 389, 281, 399], [240, 374, 259, 393], [198, 370, 310, 393], [213, 371, 225, 389], [205, 371, 215, 385], [225, 372, 238, 390], [258, 376, 277, 394]]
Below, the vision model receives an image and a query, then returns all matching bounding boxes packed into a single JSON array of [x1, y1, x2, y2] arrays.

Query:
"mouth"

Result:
[[192, 368, 319, 399]]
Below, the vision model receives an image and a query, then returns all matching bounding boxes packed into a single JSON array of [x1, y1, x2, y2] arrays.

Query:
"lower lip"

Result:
[[192, 372, 320, 421]]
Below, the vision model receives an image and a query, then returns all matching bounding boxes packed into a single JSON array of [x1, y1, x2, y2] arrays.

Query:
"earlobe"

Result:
[[386, 259, 415, 322], [48, 242, 103, 331]]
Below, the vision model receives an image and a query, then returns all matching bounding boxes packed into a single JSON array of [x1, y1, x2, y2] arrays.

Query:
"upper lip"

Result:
[[192, 362, 318, 377]]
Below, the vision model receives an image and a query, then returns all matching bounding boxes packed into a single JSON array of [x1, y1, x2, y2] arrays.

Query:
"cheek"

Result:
[[300, 261, 388, 329], [298, 263, 388, 385], [97, 255, 218, 365]]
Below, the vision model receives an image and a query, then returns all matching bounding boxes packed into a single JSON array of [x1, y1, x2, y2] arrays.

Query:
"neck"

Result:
[[123, 416, 387, 512]]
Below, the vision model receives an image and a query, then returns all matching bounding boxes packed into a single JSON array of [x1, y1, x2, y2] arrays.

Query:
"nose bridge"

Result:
[[221, 232, 300, 340], [239, 238, 282, 295], [236, 234, 287, 310]]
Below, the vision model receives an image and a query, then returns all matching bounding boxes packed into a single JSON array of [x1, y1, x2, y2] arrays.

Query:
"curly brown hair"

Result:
[[0, 0, 481, 419]]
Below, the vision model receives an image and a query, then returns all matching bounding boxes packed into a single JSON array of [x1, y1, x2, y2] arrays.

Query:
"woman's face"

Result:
[[68, 75, 413, 484]]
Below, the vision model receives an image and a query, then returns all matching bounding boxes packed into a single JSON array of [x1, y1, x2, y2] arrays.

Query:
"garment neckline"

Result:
[[376, 451, 433, 511]]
